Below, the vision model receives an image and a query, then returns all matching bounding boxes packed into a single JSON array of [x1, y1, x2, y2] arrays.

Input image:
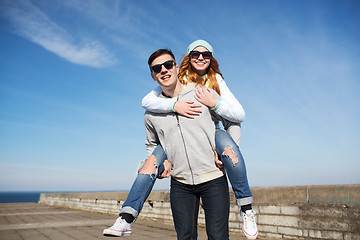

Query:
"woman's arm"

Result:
[[214, 74, 245, 123], [142, 86, 202, 118], [194, 75, 245, 123], [202, 89, 242, 146], [142, 86, 176, 113], [196, 88, 243, 145]]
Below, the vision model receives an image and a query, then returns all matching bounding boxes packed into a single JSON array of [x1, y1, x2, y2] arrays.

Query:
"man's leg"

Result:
[[170, 178, 199, 240], [200, 175, 230, 240]]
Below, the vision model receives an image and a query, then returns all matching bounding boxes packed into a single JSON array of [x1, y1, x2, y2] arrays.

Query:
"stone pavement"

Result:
[[0, 203, 266, 240]]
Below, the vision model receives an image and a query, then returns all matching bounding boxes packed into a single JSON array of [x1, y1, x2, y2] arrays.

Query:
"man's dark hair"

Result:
[[148, 49, 176, 69]]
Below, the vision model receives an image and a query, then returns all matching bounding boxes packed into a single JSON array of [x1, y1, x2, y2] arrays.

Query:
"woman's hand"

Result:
[[173, 100, 202, 119], [195, 86, 217, 109], [158, 160, 172, 179]]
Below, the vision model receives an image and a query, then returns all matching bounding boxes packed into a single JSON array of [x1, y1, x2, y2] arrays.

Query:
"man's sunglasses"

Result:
[[151, 60, 175, 73], [189, 51, 212, 59]]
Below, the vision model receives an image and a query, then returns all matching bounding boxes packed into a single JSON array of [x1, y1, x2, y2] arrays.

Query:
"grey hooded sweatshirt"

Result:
[[144, 83, 225, 185]]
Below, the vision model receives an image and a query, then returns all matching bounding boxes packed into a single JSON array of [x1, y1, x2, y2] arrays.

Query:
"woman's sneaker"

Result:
[[240, 210, 258, 239], [103, 217, 132, 237]]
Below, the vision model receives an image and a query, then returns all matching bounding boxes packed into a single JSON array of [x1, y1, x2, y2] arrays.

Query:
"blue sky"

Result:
[[0, 0, 359, 192]]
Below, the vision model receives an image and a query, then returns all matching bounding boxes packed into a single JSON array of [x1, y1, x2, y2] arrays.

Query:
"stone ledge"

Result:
[[40, 184, 360, 207], [38, 184, 360, 240]]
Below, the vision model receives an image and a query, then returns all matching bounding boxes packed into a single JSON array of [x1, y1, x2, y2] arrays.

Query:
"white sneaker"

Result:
[[103, 217, 132, 237], [240, 210, 258, 239]]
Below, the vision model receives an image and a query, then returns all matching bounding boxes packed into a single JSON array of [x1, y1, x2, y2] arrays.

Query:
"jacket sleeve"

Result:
[[222, 120, 241, 146], [142, 86, 177, 113], [213, 74, 245, 123], [144, 113, 160, 157], [211, 88, 242, 146]]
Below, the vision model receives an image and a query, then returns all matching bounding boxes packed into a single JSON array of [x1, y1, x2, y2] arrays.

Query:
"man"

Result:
[[144, 49, 230, 239]]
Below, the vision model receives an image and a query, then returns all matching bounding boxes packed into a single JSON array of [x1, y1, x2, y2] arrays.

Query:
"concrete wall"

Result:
[[39, 184, 360, 239]]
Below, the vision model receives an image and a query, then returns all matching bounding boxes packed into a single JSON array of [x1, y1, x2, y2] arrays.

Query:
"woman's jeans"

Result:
[[215, 129, 253, 206], [120, 129, 252, 220], [120, 145, 167, 219], [170, 176, 229, 240]]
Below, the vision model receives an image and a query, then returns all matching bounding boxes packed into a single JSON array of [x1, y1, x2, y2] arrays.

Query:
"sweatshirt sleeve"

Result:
[[144, 113, 160, 157], [142, 86, 177, 113], [222, 120, 242, 146], [214, 74, 245, 123]]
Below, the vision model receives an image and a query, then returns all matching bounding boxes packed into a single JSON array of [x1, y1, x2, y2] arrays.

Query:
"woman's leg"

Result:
[[215, 129, 253, 207], [120, 145, 167, 221], [170, 178, 199, 240]]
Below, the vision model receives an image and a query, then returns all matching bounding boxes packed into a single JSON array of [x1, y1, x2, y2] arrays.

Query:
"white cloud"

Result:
[[2, 0, 116, 68]]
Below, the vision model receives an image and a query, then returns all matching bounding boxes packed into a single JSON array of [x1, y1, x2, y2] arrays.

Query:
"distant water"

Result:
[[0, 192, 42, 203], [0, 191, 128, 203]]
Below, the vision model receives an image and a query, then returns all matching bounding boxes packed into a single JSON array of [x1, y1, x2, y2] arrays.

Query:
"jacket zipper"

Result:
[[175, 101, 195, 185]]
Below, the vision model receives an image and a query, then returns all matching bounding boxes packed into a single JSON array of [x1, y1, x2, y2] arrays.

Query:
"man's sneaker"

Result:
[[103, 217, 132, 237], [240, 210, 258, 239]]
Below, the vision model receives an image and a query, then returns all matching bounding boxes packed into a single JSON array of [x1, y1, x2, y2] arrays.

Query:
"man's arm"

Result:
[[222, 120, 241, 146], [144, 113, 172, 178], [144, 113, 160, 156]]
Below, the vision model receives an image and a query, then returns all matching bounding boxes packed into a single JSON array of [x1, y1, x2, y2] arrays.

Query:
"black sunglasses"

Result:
[[189, 51, 212, 59], [151, 60, 175, 73]]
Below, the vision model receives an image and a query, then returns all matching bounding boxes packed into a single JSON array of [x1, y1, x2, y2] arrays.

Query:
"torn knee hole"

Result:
[[222, 147, 239, 164], [139, 157, 158, 174]]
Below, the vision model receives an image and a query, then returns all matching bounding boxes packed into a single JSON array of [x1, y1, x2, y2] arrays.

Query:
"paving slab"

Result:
[[0, 203, 266, 240]]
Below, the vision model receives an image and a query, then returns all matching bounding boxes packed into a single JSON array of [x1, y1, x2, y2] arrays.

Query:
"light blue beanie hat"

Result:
[[187, 40, 214, 54]]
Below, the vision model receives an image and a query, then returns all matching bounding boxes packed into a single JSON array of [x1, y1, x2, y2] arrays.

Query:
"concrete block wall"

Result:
[[38, 184, 360, 239]]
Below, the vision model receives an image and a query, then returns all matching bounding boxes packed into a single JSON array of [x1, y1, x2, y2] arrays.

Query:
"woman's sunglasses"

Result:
[[151, 60, 175, 73], [189, 51, 212, 59]]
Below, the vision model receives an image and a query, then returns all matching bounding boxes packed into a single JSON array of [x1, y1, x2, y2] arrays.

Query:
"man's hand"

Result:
[[173, 100, 202, 119], [158, 160, 172, 179], [214, 151, 224, 168], [194, 86, 217, 109]]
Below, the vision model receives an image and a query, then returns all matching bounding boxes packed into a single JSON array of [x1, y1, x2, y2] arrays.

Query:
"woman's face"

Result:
[[190, 46, 211, 76]]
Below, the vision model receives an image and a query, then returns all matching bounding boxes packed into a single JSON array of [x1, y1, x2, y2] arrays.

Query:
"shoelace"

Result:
[[244, 212, 256, 228], [112, 218, 125, 228]]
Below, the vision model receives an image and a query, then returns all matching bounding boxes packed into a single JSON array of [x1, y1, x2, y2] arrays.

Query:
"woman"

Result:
[[103, 40, 258, 239]]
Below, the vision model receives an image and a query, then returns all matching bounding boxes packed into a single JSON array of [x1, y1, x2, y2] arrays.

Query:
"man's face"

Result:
[[150, 54, 179, 88]]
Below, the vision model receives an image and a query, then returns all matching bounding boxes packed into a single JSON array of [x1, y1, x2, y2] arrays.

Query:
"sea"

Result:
[[0, 191, 124, 203], [0, 192, 42, 203]]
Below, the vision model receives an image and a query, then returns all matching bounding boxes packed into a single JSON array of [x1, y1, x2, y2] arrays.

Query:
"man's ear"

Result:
[[150, 71, 156, 81], [176, 65, 179, 75]]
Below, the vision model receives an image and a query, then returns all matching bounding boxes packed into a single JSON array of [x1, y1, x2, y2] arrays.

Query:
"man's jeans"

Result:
[[170, 176, 230, 240], [120, 129, 252, 219]]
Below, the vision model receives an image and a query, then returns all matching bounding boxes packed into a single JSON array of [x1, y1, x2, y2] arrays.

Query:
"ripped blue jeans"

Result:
[[120, 129, 252, 221]]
